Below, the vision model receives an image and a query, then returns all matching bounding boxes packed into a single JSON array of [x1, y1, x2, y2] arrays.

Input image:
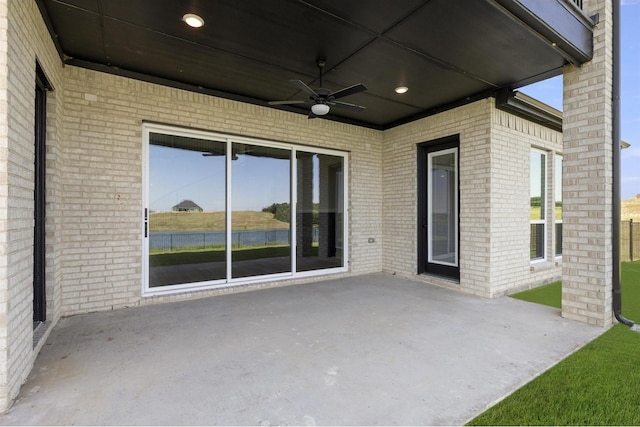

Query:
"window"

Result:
[[143, 124, 347, 295], [530, 150, 546, 261], [555, 156, 562, 257]]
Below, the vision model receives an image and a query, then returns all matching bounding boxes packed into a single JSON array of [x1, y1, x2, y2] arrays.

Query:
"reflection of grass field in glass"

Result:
[[622, 197, 640, 221], [149, 211, 289, 231], [527, 199, 640, 221], [150, 244, 319, 267], [530, 206, 563, 220]]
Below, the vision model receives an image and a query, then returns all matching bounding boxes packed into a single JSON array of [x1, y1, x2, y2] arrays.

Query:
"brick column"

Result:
[[562, 0, 613, 326]]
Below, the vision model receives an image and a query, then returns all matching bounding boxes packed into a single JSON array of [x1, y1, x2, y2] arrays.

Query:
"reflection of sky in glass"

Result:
[[150, 143, 291, 212], [431, 152, 454, 214], [231, 149, 289, 211], [150, 145, 225, 212], [300, 153, 321, 203], [530, 151, 545, 221], [555, 157, 562, 202], [530, 152, 544, 197]]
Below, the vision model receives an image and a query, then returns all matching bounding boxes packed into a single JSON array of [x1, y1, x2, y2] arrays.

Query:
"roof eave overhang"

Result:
[[495, 89, 563, 132], [494, 0, 595, 66]]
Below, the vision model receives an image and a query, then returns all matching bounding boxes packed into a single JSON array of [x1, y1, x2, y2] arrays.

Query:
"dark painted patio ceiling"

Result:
[[37, 0, 594, 129]]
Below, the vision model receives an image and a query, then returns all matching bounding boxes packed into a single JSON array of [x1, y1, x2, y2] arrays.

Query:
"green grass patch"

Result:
[[468, 260, 640, 426], [510, 281, 562, 309]]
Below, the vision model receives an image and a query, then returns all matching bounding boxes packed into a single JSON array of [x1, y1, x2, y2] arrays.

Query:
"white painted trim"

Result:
[[291, 148, 298, 274], [226, 138, 232, 281], [427, 147, 458, 267]]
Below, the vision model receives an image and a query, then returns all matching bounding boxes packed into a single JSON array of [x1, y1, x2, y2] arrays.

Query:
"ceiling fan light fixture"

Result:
[[311, 103, 330, 116], [395, 86, 409, 94], [182, 13, 204, 28]]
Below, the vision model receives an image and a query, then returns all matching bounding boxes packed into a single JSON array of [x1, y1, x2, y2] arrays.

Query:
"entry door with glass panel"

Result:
[[418, 137, 460, 280]]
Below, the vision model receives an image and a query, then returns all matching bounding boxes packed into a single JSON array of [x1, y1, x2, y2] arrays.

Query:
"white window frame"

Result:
[[530, 148, 547, 262], [554, 155, 563, 259], [427, 147, 458, 267], [142, 122, 349, 297]]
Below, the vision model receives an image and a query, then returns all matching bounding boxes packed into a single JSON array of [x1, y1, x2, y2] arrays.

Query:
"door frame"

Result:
[[417, 135, 460, 280], [33, 63, 51, 323]]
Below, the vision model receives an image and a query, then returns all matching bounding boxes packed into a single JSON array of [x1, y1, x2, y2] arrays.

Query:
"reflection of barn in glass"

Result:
[[172, 200, 203, 212]]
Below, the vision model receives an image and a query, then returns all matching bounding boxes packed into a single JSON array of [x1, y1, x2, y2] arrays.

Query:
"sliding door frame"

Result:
[[142, 122, 348, 296]]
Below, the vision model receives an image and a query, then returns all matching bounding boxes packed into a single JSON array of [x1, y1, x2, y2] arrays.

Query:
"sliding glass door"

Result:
[[295, 152, 344, 272], [147, 133, 226, 288], [231, 144, 291, 278], [143, 124, 348, 295]]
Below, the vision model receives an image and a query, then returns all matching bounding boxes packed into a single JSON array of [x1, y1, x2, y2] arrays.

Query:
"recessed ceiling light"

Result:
[[182, 13, 204, 28], [395, 86, 409, 94]]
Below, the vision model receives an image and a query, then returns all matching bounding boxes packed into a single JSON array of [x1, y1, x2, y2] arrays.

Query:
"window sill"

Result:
[[530, 260, 556, 272]]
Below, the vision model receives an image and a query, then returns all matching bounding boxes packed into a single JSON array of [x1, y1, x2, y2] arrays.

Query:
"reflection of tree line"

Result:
[[262, 202, 319, 224]]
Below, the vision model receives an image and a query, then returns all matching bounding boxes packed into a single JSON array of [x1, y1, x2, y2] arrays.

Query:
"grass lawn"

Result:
[[510, 280, 562, 309], [467, 260, 640, 426]]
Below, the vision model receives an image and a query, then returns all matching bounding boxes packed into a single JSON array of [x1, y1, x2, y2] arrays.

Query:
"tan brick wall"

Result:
[[382, 100, 562, 297], [491, 109, 563, 296], [0, 0, 9, 407], [562, 0, 614, 327], [0, 0, 65, 411], [382, 100, 494, 296], [60, 66, 383, 315]]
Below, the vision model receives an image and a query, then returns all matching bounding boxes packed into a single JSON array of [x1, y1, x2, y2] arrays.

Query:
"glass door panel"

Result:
[[231, 143, 291, 278], [296, 152, 344, 272], [148, 133, 226, 287], [428, 148, 458, 266]]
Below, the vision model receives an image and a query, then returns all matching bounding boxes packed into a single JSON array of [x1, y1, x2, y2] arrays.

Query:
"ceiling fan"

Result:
[[269, 59, 367, 118]]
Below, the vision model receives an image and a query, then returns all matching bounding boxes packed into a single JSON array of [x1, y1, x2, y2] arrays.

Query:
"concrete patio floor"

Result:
[[0, 273, 603, 426]]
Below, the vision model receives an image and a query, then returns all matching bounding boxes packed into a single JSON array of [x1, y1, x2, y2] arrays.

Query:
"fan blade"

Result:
[[331, 100, 366, 112], [289, 80, 319, 98], [329, 83, 367, 100], [268, 100, 308, 105]]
